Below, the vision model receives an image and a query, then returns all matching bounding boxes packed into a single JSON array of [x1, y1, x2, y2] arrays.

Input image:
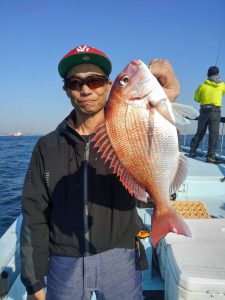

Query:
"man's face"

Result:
[[64, 64, 112, 116]]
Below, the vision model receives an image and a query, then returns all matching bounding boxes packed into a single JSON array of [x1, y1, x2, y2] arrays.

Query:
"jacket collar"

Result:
[[56, 110, 86, 143]]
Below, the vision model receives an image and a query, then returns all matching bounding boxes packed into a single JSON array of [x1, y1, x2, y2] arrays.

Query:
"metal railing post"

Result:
[[183, 125, 187, 146], [220, 123, 225, 156]]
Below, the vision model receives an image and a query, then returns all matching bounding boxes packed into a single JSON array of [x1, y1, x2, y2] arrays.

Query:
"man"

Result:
[[20, 44, 180, 300], [189, 66, 225, 163]]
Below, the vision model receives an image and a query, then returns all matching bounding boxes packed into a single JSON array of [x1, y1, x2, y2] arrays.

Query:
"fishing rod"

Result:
[[215, 30, 225, 66]]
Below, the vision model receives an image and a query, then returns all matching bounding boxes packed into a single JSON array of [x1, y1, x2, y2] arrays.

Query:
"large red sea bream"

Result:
[[92, 60, 198, 247]]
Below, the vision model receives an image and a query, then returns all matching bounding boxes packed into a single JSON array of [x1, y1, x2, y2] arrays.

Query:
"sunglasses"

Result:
[[64, 75, 109, 91]]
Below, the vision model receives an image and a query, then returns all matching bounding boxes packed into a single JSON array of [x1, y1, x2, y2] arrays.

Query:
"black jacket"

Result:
[[20, 111, 142, 294]]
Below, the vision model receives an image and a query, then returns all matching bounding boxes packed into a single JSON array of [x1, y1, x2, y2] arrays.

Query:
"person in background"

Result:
[[189, 66, 225, 164], [20, 44, 180, 300]]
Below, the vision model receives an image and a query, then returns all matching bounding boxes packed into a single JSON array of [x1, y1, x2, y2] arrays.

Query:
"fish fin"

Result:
[[172, 103, 199, 125], [91, 120, 148, 202], [154, 99, 176, 125], [151, 207, 192, 248], [170, 153, 188, 195], [154, 100, 199, 126]]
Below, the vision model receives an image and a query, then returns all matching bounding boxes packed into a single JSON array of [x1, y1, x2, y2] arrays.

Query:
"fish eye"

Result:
[[118, 76, 129, 87]]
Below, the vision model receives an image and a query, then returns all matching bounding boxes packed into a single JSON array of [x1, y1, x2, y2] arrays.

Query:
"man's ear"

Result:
[[106, 80, 112, 93]]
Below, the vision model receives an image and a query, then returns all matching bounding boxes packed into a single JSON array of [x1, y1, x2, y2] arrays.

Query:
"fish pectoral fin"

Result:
[[172, 103, 199, 125], [154, 99, 176, 126], [170, 153, 188, 195], [151, 207, 192, 248], [154, 100, 199, 126], [91, 120, 148, 202]]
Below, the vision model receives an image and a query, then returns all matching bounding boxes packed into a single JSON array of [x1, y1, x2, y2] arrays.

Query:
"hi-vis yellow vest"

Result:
[[194, 80, 225, 107]]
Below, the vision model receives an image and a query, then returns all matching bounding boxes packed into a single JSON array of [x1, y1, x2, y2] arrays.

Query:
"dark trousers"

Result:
[[190, 106, 221, 157], [46, 249, 143, 300]]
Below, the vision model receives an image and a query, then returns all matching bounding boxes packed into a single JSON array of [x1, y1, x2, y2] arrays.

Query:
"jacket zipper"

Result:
[[83, 139, 90, 255]]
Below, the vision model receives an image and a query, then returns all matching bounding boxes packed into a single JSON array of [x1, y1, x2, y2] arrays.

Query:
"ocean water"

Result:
[[0, 133, 225, 238], [0, 136, 40, 237]]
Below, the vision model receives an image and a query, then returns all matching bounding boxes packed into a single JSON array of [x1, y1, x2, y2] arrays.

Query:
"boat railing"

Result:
[[0, 215, 26, 299], [178, 117, 225, 158]]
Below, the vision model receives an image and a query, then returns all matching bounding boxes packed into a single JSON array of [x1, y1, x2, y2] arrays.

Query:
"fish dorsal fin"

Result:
[[170, 153, 188, 195], [92, 120, 148, 202], [172, 103, 199, 125]]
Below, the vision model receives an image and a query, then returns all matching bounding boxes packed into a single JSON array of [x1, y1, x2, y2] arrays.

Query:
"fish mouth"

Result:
[[125, 59, 152, 103], [129, 76, 152, 101], [127, 91, 151, 108], [129, 85, 151, 102], [129, 92, 149, 101]]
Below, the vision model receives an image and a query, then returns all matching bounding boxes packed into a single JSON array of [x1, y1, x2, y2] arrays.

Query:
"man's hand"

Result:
[[149, 59, 180, 102], [27, 289, 46, 300]]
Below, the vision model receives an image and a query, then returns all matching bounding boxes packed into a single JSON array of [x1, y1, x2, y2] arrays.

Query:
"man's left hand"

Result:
[[149, 59, 180, 102]]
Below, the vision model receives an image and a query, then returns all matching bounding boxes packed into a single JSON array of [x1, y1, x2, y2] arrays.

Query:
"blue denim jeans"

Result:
[[46, 248, 143, 300]]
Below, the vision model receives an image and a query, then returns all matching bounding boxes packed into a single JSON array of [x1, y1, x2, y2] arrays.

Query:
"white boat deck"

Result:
[[178, 150, 225, 218], [1, 150, 225, 299]]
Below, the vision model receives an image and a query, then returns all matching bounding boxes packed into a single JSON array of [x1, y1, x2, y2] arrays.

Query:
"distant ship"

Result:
[[11, 131, 23, 136]]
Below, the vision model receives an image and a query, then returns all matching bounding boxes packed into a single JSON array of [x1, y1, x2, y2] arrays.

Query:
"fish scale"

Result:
[[92, 59, 198, 246], [107, 103, 150, 186], [107, 101, 178, 204]]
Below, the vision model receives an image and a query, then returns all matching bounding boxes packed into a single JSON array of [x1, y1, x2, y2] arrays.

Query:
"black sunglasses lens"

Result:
[[65, 78, 82, 90], [87, 77, 107, 89], [65, 76, 108, 90]]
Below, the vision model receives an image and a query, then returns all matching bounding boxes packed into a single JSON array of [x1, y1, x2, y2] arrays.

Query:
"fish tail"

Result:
[[151, 207, 191, 248]]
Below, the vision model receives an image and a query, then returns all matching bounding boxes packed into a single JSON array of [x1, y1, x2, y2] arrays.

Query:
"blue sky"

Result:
[[1, 0, 225, 135]]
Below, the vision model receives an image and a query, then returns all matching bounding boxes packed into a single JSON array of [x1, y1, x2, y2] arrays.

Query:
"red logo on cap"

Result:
[[76, 45, 90, 53]]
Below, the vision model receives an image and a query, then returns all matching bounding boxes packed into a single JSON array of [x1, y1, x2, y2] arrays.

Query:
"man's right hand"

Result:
[[27, 289, 46, 300]]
